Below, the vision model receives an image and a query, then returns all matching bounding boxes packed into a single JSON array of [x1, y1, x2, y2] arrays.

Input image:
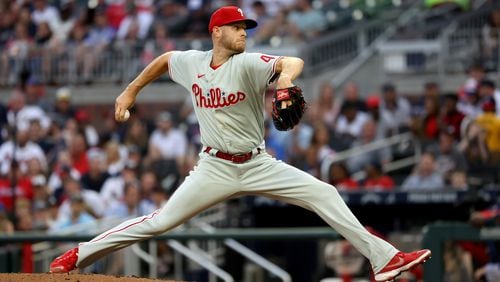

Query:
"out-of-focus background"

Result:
[[0, 0, 499, 281]]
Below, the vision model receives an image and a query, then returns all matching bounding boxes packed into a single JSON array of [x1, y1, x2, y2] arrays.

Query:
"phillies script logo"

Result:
[[192, 84, 246, 108]]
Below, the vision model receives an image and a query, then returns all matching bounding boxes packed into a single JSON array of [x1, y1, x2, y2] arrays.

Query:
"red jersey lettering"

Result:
[[192, 84, 246, 109], [260, 55, 274, 63]]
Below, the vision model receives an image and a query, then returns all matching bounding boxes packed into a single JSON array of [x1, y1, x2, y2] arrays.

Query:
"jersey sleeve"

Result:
[[168, 50, 196, 90], [243, 53, 282, 85]]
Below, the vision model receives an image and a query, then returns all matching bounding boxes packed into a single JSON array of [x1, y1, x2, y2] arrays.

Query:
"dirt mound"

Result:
[[0, 273, 183, 282]]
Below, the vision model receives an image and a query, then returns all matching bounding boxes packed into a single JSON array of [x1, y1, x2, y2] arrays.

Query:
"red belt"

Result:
[[203, 147, 260, 164]]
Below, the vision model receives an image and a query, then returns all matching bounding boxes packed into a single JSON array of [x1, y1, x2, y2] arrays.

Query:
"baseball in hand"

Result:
[[123, 110, 130, 121]]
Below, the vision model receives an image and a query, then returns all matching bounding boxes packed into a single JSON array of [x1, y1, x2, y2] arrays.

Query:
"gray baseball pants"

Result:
[[77, 152, 398, 272]]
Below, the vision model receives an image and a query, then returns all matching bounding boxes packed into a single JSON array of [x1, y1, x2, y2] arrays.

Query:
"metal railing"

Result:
[[301, 20, 387, 77], [422, 223, 500, 282], [320, 132, 421, 182], [330, 1, 422, 87], [0, 227, 339, 279]]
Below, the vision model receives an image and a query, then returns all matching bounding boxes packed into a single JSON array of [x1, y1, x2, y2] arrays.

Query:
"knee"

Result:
[[307, 183, 339, 203], [146, 210, 183, 236]]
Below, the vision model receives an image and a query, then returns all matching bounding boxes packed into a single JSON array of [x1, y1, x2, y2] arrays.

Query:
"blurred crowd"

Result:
[[0, 59, 498, 232], [0, 0, 499, 280], [0, 0, 408, 85]]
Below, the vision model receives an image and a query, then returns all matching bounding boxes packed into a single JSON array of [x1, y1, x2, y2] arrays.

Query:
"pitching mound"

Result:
[[0, 273, 183, 282]]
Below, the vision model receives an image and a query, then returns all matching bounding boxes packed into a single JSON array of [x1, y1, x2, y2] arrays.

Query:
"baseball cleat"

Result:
[[374, 249, 431, 282], [49, 247, 79, 273]]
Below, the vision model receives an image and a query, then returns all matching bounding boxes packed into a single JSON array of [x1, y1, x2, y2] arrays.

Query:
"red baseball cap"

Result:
[[208, 6, 257, 33]]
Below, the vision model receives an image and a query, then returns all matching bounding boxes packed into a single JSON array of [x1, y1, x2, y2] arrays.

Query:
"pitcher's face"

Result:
[[219, 22, 247, 54]]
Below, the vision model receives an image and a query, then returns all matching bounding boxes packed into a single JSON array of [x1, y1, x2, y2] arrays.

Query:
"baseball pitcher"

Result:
[[50, 6, 431, 282]]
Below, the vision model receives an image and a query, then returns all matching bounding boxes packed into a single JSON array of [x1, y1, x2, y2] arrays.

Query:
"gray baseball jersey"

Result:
[[169, 50, 279, 153]]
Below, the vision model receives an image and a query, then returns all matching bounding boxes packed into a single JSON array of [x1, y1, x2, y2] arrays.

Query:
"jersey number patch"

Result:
[[260, 55, 275, 63]]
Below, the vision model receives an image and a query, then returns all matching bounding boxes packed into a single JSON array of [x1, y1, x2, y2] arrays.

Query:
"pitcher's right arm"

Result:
[[115, 51, 175, 122]]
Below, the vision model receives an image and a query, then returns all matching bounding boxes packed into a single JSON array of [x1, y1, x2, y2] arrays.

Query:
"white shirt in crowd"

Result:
[[149, 128, 187, 159], [335, 112, 370, 138], [7, 105, 51, 131], [0, 140, 47, 175]]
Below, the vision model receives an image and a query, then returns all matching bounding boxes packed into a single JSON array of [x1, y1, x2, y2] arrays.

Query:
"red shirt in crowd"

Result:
[[364, 176, 395, 191], [0, 177, 34, 212]]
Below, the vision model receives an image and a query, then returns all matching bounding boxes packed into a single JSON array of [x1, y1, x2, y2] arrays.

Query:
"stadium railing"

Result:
[[422, 222, 500, 282]]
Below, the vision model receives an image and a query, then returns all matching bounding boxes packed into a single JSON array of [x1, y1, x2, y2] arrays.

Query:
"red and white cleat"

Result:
[[374, 249, 431, 282], [49, 247, 79, 273]]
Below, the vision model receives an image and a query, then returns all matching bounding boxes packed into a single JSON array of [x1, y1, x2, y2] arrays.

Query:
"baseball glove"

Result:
[[272, 85, 307, 131]]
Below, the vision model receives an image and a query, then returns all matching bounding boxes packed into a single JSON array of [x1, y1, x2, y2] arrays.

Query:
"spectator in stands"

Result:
[[51, 87, 76, 124], [0, 204, 14, 234], [305, 122, 335, 178], [47, 149, 81, 194], [440, 93, 465, 141], [469, 205, 500, 282], [0, 164, 33, 214], [68, 132, 89, 175], [117, 2, 153, 41], [287, 0, 328, 40], [458, 119, 490, 170], [318, 239, 372, 281], [413, 94, 440, 142], [474, 99, 500, 163], [86, 10, 116, 68], [31, 0, 60, 30], [150, 186, 169, 211], [463, 63, 486, 95], [0, 3, 16, 49], [411, 81, 441, 120], [7, 90, 51, 133], [28, 119, 53, 154], [141, 23, 176, 66], [34, 21, 53, 48], [458, 87, 483, 119], [1, 23, 32, 83], [75, 109, 100, 147], [252, 8, 294, 45], [341, 82, 366, 112], [401, 153, 444, 191], [335, 100, 370, 141], [312, 82, 341, 129], [246, 0, 295, 16], [104, 180, 154, 218], [481, 8, 500, 71], [155, 0, 189, 38], [124, 119, 149, 156], [0, 125, 47, 176], [50, 193, 96, 232], [105, 0, 127, 31], [477, 79, 500, 116], [347, 119, 392, 174], [50, 2, 75, 47], [362, 161, 395, 192], [100, 163, 138, 207], [148, 111, 187, 175], [67, 22, 94, 84], [139, 170, 160, 203], [449, 170, 468, 190], [425, 128, 468, 184], [246, 1, 272, 39], [54, 177, 104, 223], [31, 174, 56, 230], [328, 162, 358, 191], [104, 140, 126, 176], [379, 83, 411, 137], [80, 148, 110, 193], [182, 2, 211, 38], [24, 76, 52, 112]]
